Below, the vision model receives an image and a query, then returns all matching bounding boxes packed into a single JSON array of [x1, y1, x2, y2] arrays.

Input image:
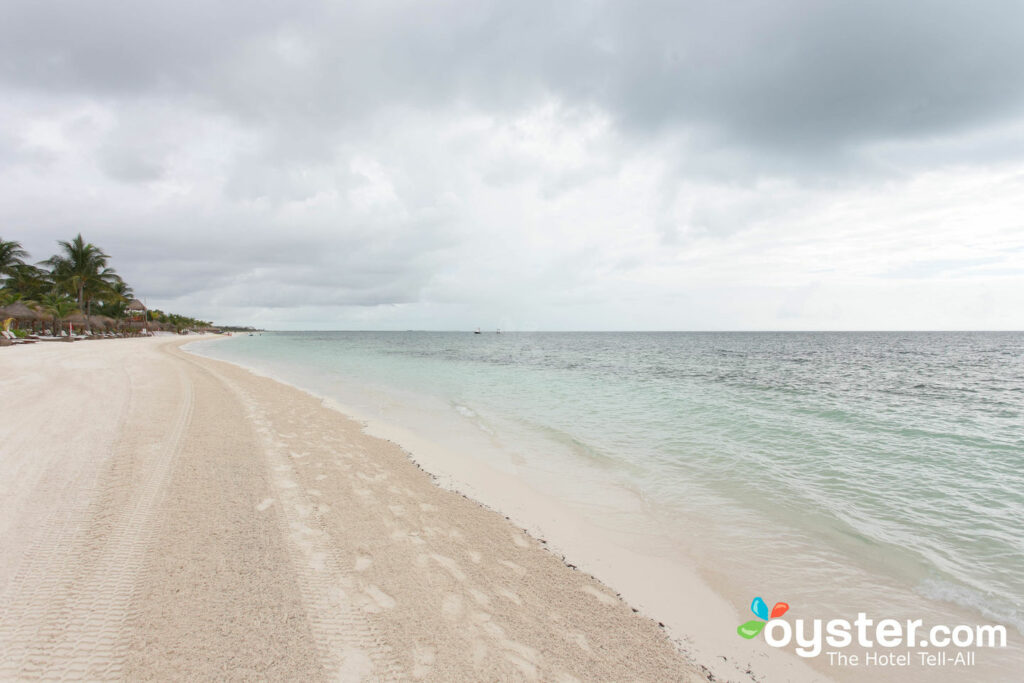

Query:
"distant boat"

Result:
[[474, 328, 482, 334], [496, 328, 501, 334]]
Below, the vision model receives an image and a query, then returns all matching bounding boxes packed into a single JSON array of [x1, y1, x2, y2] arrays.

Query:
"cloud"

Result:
[[1, 1, 1022, 328], [5, 2, 1022, 152]]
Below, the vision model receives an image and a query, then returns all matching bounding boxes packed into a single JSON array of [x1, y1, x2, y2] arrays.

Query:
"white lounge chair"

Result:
[[1, 330, 36, 344]]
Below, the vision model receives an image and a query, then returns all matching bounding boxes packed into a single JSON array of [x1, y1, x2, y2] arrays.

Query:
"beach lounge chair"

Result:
[[1, 331, 36, 344]]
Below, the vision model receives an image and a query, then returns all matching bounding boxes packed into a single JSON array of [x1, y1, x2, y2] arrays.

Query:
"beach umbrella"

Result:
[[0, 301, 46, 331], [90, 315, 116, 329], [0, 301, 44, 321], [62, 311, 89, 335]]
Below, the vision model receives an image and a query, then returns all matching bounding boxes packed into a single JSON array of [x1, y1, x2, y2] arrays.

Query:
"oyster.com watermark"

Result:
[[737, 596, 1006, 668]]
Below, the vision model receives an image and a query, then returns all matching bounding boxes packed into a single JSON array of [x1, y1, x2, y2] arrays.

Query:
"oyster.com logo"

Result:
[[737, 596, 789, 639], [734, 594, 1006, 665]]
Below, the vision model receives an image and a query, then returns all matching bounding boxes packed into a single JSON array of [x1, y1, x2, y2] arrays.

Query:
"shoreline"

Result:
[[185, 332, 1024, 683], [1, 335, 707, 680], [185, 334, 827, 682]]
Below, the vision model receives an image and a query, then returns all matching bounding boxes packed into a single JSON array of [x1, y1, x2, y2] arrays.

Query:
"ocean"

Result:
[[189, 331, 1024, 645]]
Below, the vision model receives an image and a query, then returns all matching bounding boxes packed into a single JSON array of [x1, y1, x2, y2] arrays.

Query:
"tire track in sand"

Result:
[[0, 362, 193, 680], [177, 349, 402, 681]]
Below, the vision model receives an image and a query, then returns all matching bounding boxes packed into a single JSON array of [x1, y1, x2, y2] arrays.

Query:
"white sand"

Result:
[[0, 337, 711, 681], [192, 339, 831, 682]]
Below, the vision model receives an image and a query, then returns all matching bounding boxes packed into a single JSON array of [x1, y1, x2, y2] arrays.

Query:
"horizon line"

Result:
[[225, 328, 1024, 334]]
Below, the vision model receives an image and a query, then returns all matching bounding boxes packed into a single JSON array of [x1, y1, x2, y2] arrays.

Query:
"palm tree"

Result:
[[38, 292, 80, 337], [0, 237, 28, 279], [84, 266, 123, 318], [94, 277, 134, 319], [0, 289, 21, 307], [42, 234, 112, 331], [2, 263, 51, 302]]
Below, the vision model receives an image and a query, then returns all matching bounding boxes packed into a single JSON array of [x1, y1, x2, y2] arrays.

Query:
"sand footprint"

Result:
[[412, 647, 435, 679], [479, 621, 541, 679], [499, 560, 527, 577], [579, 584, 617, 605], [468, 588, 491, 607], [354, 556, 373, 572], [308, 551, 327, 572], [566, 631, 591, 653], [441, 592, 463, 619], [359, 584, 396, 612], [496, 588, 522, 605], [337, 648, 374, 681], [430, 554, 466, 581], [553, 673, 583, 683], [255, 497, 275, 512], [390, 527, 426, 545], [470, 641, 489, 667]]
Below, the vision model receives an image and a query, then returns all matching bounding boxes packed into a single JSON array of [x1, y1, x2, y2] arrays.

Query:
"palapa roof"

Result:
[[0, 301, 47, 320], [126, 299, 147, 311]]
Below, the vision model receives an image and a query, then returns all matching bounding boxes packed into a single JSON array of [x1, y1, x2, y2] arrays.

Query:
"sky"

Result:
[[2, 0, 1023, 330]]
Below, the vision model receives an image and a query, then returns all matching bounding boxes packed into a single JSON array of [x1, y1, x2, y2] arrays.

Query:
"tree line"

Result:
[[1, 234, 212, 333]]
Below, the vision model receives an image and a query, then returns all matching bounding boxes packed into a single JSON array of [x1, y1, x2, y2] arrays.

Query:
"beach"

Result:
[[4, 0, 1022, 679], [0, 336, 709, 681], [187, 331, 1024, 683]]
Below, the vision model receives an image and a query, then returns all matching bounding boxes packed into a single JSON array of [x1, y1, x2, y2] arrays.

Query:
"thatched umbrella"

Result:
[[0, 301, 46, 332], [90, 315, 116, 330], [0, 301, 41, 320], [61, 311, 89, 335]]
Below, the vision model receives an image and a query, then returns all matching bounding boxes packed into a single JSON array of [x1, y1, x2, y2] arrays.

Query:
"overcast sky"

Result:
[[3, 1, 1023, 330]]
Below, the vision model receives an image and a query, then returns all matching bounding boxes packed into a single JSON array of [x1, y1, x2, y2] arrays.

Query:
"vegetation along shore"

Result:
[[1, 235, 225, 341]]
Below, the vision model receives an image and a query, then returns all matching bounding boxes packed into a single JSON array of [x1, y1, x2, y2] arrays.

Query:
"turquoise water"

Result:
[[191, 331, 1024, 635]]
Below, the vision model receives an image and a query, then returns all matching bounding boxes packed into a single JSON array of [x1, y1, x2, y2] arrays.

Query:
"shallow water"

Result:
[[191, 331, 1024, 641]]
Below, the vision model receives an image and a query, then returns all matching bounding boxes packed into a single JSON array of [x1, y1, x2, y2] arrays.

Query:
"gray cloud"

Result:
[[5, 2, 1022, 158], [1, 1, 1023, 328]]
